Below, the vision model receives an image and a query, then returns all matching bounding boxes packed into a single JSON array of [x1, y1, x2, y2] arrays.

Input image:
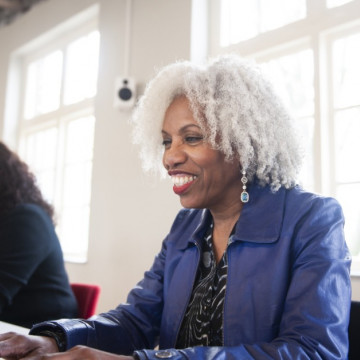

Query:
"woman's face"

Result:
[[162, 96, 242, 211]]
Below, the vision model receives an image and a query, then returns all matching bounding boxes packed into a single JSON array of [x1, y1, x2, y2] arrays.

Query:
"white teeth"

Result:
[[171, 175, 197, 187]]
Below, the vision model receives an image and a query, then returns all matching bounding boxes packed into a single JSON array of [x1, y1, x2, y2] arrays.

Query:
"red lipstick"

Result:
[[173, 180, 195, 195]]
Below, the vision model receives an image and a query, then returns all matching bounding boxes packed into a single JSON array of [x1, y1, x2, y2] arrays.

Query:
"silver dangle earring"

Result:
[[240, 169, 249, 203]]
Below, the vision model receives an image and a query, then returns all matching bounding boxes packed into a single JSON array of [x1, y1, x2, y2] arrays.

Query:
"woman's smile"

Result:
[[170, 173, 198, 194], [162, 96, 242, 211]]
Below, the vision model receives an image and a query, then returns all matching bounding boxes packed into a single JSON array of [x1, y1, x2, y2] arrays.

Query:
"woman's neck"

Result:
[[210, 201, 243, 263]]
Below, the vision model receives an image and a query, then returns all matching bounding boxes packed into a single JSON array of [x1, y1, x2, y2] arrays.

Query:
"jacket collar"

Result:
[[232, 184, 286, 243], [184, 184, 287, 247]]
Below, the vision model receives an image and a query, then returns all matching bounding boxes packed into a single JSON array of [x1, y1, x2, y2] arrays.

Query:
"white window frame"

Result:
[[320, 21, 360, 273], [14, 9, 99, 263]]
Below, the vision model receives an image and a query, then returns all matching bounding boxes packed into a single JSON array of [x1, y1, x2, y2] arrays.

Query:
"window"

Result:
[[330, 31, 360, 263], [24, 51, 63, 118], [219, 0, 306, 45], [209, 0, 360, 273], [18, 17, 100, 263]]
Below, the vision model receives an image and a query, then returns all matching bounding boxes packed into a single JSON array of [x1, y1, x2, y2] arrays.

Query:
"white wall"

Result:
[[0, 0, 189, 312]]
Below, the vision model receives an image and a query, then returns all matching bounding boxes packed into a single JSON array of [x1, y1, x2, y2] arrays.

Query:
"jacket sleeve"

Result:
[[30, 235, 169, 355], [133, 197, 351, 359]]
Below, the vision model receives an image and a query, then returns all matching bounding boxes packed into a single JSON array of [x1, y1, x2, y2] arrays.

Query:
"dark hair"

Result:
[[0, 141, 54, 221]]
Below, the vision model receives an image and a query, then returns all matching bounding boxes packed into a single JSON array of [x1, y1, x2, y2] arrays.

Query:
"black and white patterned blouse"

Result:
[[176, 221, 231, 348]]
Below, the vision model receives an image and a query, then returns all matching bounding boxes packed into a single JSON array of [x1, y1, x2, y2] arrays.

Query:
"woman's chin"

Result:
[[179, 197, 203, 209]]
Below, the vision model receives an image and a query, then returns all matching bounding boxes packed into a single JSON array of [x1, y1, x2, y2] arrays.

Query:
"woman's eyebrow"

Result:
[[179, 124, 201, 132], [162, 124, 201, 135]]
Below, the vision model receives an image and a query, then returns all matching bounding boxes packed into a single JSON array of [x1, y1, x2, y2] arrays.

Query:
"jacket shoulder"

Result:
[[2, 203, 56, 248], [283, 186, 347, 257], [285, 186, 343, 218]]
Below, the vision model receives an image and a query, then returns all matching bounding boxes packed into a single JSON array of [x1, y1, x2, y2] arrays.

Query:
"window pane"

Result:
[[63, 162, 92, 206], [63, 31, 100, 105], [24, 51, 63, 119], [59, 206, 90, 263], [65, 115, 95, 162], [220, 0, 258, 45], [261, 49, 314, 118], [259, 0, 306, 32], [334, 107, 360, 183], [260, 50, 315, 189], [336, 184, 360, 256], [296, 117, 315, 190], [333, 32, 360, 109], [220, 0, 306, 45], [63, 116, 95, 206], [327, 0, 353, 8], [58, 115, 95, 262], [23, 127, 58, 203], [24, 63, 37, 119]]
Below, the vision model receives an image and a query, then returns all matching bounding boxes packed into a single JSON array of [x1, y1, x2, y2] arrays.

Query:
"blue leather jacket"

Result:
[[31, 184, 351, 359]]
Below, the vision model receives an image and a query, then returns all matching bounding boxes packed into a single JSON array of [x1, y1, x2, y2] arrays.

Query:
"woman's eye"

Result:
[[185, 136, 203, 144], [162, 139, 171, 148]]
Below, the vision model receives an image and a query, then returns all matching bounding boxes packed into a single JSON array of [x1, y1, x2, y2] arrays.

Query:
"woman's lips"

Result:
[[171, 174, 197, 195], [173, 180, 195, 195]]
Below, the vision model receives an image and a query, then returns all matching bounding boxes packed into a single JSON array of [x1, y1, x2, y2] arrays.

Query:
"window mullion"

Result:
[[319, 33, 335, 196], [54, 117, 66, 236], [326, 39, 336, 197], [59, 45, 67, 108], [311, 34, 323, 194], [54, 45, 67, 227]]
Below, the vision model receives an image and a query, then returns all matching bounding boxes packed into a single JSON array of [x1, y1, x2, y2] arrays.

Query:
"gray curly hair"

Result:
[[132, 54, 303, 191]]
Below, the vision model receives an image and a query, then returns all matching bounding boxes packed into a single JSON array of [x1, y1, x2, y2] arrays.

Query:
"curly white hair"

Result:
[[132, 54, 303, 191]]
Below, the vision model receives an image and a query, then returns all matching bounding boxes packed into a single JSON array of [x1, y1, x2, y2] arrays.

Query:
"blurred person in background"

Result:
[[0, 141, 78, 328]]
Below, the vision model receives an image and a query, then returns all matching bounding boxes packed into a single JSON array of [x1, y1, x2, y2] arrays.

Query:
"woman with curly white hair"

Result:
[[0, 55, 351, 360]]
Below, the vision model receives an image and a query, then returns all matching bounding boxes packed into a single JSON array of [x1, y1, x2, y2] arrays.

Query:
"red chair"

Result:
[[71, 283, 101, 319]]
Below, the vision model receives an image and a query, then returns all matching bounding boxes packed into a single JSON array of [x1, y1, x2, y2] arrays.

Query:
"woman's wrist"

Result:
[[37, 329, 67, 352]]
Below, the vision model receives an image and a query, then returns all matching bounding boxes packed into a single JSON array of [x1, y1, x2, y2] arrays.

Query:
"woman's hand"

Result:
[[0, 333, 133, 360], [0, 331, 58, 359], [42, 346, 133, 360]]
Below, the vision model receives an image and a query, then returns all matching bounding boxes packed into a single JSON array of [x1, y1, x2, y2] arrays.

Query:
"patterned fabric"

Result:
[[176, 222, 230, 348]]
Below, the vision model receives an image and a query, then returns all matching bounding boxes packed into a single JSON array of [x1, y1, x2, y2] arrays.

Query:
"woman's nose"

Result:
[[163, 142, 187, 170]]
